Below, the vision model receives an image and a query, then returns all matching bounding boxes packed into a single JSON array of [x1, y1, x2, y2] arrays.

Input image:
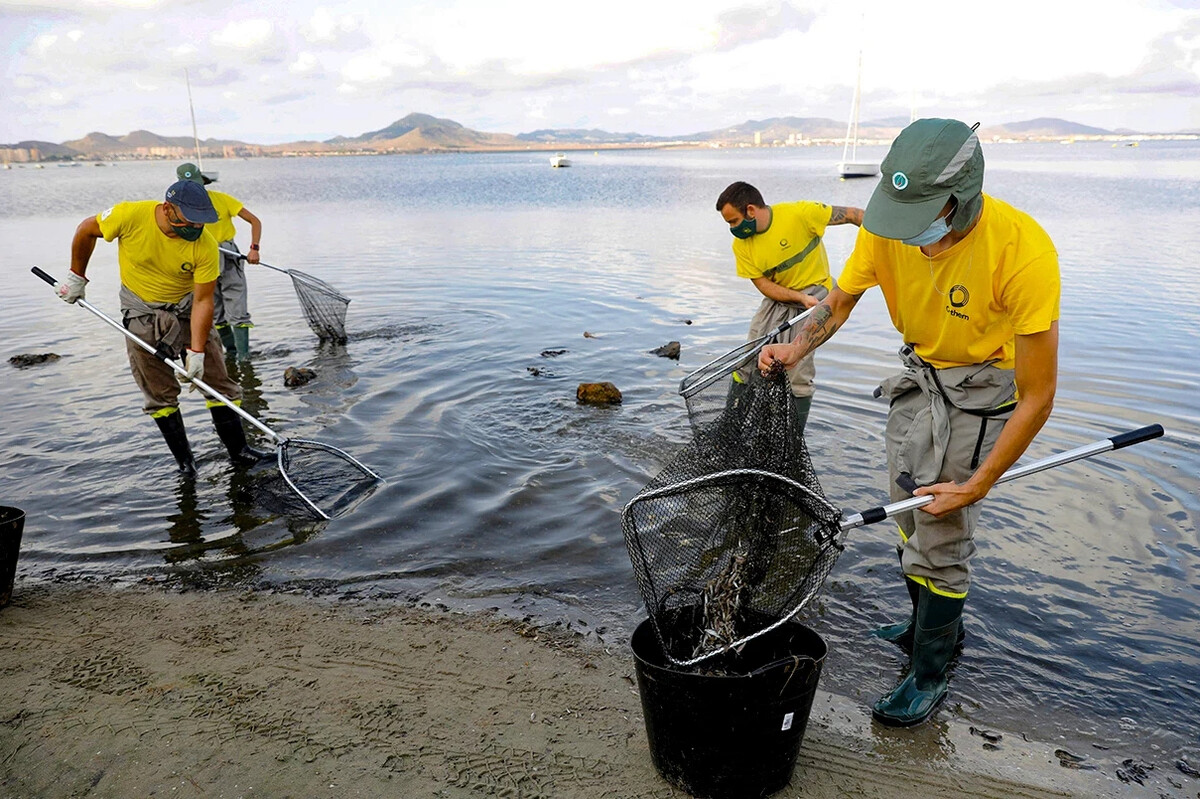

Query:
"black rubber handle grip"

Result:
[[31, 266, 57, 286], [1109, 424, 1164, 450]]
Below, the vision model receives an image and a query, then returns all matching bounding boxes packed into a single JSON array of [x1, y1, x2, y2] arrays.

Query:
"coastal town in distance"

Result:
[[3, 111, 1197, 165]]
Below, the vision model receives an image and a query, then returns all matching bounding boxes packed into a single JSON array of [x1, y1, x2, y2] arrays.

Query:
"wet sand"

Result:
[[0, 584, 1160, 798]]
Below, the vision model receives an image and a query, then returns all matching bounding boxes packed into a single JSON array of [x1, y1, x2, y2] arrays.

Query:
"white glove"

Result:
[[56, 272, 88, 304], [180, 349, 205, 391]]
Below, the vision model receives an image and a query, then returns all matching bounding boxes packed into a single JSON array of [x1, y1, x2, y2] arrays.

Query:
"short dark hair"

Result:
[[716, 181, 765, 213]]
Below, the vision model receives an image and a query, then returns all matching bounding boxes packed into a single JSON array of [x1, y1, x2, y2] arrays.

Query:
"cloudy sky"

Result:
[[2, 0, 1198, 144]]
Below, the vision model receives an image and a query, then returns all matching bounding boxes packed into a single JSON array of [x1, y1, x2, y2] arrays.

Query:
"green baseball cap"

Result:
[[176, 162, 214, 185], [864, 118, 984, 240]]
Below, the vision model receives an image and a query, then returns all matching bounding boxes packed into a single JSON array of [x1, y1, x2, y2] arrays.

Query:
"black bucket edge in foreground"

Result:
[[631, 613, 827, 799], [0, 506, 26, 609]]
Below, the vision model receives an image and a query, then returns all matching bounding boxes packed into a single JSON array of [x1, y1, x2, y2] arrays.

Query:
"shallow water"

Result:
[[1, 144, 1197, 765]]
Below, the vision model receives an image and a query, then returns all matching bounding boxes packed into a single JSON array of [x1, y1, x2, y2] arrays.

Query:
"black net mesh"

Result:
[[623, 368, 843, 667], [290, 271, 349, 343], [257, 440, 380, 519], [679, 338, 761, 434]]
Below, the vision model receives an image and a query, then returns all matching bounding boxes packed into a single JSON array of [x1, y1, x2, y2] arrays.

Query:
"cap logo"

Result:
[[892, 172, 909, 191]]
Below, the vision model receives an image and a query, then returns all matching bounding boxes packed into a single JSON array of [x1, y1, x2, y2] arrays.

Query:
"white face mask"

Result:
[[902, 213, 952, 247]]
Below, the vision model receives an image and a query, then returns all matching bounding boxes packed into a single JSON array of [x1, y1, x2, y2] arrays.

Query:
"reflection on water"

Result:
[[1, 145, 1197, 766]]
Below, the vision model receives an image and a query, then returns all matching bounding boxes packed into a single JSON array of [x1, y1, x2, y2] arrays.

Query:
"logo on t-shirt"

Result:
[[949, 285, 970, 308], [779, 238, 789, 248], [180, 261, 195, 274], [100, 207, 113, 221]]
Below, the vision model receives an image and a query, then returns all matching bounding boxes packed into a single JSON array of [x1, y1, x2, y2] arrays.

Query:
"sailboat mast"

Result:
[[185, 69, 203, 171], [841, 49, 863, 164]]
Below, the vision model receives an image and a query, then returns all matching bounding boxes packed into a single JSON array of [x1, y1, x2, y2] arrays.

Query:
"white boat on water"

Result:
[[837, 49, 879, 179], [550, 153, 571, 168]]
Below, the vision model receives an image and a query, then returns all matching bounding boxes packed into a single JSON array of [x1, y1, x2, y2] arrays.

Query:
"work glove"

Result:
[[56, 272, 88, 304], [179, 348, 205, 391]]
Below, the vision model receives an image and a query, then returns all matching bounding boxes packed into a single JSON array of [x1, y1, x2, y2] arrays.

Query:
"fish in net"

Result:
[[623, 366, 843, 669], [252, 439, 382, 520]]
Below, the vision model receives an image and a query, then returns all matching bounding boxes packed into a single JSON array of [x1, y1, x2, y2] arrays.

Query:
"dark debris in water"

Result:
[[650, 341, 680, 360], [527, 366, 552, 378], [9, 352, 60, 368], [1116, 757, 1154, 785], [540, 349, 568, 358], [1177, 759, 1200, 778], [969, 726, 1002, 743], [284, 366, 317, 387], [1054, 748, 1097, 770]]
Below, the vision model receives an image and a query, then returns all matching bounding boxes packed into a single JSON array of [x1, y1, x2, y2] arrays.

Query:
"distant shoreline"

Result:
[[5, 134, 1198, 165]]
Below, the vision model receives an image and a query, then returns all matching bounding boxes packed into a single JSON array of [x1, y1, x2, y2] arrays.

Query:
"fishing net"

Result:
[[289, 271, 350, 344], [623, 367, 844, 668], [678, 338, 763, 434], [256, 438, 381, 520]]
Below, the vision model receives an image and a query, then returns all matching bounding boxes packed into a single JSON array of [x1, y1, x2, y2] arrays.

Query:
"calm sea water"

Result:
[[1, 144, 1197, 768]]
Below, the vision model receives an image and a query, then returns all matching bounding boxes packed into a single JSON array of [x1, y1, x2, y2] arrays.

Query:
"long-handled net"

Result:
[[679, 306, 814, 433], [33, 267, 380, 520], [627, 361, 1165, 669], [219, 248, 349, 343]]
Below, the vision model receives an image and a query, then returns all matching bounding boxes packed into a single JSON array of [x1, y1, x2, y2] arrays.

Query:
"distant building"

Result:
[[0, 147, 40, 163], [753, 131, 762, 146]]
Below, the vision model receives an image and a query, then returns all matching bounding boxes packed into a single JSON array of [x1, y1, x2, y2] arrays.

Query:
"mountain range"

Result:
[[3, 112, 1189, 161]]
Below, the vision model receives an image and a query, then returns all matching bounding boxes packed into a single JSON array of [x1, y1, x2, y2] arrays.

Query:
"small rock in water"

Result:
[[1054, 748, 1096, 770], [540, 349, 568, 358], [1177, 759, 1200, 778], [576, 382, 622, 405], [9, 353, 60, 368], [582, 331, 598, 339], [1116, 758, 1154, 785], [284, 366, 317, 387], [650, 341, 680, 360], [969, 726, 1002, 743]]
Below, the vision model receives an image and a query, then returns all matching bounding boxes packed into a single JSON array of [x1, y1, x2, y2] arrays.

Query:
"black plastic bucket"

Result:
[[0, 506, 25, 609], [631, 613, 827, 799]]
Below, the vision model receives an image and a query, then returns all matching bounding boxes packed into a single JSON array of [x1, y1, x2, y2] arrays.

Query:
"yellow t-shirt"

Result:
[[837, 195, 1059, 369], [96, 201, 220, 304], [205, 189, 244, 244], [731, 201, 834, 292]]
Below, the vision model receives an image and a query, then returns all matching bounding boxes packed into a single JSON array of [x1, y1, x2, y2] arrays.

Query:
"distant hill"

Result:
[[0, 139, 80, 159], [517, 128, 662, 144], [981, 117, 1112, 137], [329, 112, 519, 150], [61, 130, 249, 157]]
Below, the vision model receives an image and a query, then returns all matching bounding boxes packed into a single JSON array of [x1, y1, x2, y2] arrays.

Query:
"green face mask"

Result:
[[730, 216, 757, 239], [166, 206, 205, 241]]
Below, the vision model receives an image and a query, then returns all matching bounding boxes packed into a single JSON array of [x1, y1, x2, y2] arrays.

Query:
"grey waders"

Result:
[[209, 406, 271, 466], [155, 411, 196, 478], [872, 585, 965, 727]]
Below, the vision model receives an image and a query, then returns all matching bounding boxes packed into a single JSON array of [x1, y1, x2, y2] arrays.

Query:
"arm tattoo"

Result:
[[829, 206, 864, 226], [794, 303, 840, 357]]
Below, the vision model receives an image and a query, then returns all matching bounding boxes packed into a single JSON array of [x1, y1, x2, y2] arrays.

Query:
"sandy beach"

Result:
[[0, 583, 1173, 799]]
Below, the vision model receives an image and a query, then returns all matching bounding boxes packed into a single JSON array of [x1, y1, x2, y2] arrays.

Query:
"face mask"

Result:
[[730, 216, 757, 239], [166, 206, 205, 241], [902, 213, 951, 247]]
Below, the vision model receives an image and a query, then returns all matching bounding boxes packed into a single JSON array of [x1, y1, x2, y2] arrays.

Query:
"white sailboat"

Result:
[[837, 50, 879, 179]]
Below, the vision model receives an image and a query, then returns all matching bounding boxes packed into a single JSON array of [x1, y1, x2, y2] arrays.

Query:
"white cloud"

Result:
[[211, 19, 274, 50], [290, 52, 319, 75]]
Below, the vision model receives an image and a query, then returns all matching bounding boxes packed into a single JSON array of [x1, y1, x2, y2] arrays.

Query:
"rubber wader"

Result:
[[154, 410, 197, 478], [872, 586, 966, 727]]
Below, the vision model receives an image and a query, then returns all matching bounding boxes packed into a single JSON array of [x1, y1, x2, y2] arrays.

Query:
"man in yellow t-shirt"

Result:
[[715, 181, 862, 433], [177, 163, 263, 361], [758, 119, 1060, 727], [60, 179, 267, 477]]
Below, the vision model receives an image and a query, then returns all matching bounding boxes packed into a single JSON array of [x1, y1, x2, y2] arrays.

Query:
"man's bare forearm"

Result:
[[829, 206, 864, 226]]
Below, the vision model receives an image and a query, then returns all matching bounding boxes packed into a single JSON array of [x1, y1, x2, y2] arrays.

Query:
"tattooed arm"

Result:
[[829, 206, 864, 226], [757, 286, 860, 372]]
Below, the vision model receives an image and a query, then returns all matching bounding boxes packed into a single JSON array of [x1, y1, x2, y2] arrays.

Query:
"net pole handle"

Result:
[[31, 266, 282, 443], [839, 424, 1165, 530], [218, 246, 289, 275]]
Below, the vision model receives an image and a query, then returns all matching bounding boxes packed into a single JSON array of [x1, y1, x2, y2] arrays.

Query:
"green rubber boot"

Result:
[[232, 325, 251, 361], [872, 586, 966, 727], [154, 410, 196, 478], [789, 394, 812, 437], [216, 323, 236, 355], [871, 574, 921, 652]]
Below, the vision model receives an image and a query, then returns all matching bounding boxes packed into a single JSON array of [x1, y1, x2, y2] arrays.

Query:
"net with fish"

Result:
[[623, 366, 843, 668]]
